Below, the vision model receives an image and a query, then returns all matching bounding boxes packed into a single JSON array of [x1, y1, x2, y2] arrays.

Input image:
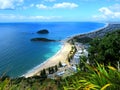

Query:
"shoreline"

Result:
[[66, 23, 109, 41], [23, 42, 72, 78], [23, 23, 120, 78], [23, 23, 107, 78], [67, 23, 120, 42]]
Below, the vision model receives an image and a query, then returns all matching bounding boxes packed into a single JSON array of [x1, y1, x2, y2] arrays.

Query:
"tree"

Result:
[[48, 67, 54, 74], [68, 57, 71, 62], [51, 67, 54, 73], [55, 65, 58, 72], [48, 67, 51, 74], [59, 61, 62, 67], [79, 56, 87, 71], [40, 69, 47, 78], [88, 30, 120, 66]]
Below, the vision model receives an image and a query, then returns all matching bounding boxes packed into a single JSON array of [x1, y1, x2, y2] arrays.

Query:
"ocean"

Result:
[[0, 22, 105, 78]]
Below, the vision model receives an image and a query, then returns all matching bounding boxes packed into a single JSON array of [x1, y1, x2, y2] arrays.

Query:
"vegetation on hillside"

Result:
[[88, 30, 120, 66], [63, 29, 120, 90], [0, 76, 61, 90], [63, 63, 120, 90]]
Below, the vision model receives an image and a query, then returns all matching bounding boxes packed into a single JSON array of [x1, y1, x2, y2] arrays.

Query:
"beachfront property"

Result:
[[47, 42, 89, 79], [70, 42, 88, 65], [47, 25, 119, 79]]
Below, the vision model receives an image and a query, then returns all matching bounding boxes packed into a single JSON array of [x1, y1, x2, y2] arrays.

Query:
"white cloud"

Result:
[[109, 4, 120, 12], [36, 2, 78, 9], [29, 16, 62, 20], [93, 15, 107, 20], [20, 4, 34, 10], [36, 4, 48, 9], [53, 2, 78, 8], [93, 4, 120, 21], [0, 14, 25, 21], [0, 14, 62, 21], [99, 7, 113, 15], [44, 0, 56, 2], [30, 4, 34, 7], [0, 0, 24, 9], [107, 0, 120, 1]]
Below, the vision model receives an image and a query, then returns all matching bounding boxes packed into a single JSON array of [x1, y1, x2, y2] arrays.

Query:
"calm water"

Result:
[[0, 22, 105, 78]]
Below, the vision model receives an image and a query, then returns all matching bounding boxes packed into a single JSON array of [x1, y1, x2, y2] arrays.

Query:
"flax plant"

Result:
[[63, 62, 120, 90]]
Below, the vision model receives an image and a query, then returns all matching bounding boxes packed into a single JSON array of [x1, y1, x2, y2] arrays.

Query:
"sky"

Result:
[[0, 0, 120, 22]]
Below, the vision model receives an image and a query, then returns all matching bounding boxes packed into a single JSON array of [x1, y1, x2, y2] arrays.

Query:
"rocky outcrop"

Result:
[[31, 38, 56, 42], [37, 29, 49, 34]]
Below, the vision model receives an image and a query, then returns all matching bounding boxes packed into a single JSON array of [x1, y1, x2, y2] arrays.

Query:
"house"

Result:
[[57, 71, 65, 76]]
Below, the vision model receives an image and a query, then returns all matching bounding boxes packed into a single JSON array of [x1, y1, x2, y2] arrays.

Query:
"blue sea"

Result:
[[0, 22, 105, 78]]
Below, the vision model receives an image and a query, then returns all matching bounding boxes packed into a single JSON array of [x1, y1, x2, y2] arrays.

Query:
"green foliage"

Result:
[[67, 45, 77, 63], [63, 30, 120, 90], [59, 61, 62, 67], [40, 69, 47, 78], [63, 62, 120, 90], [73, 36, 93, 44], [0, 78, 11, 90], [48, 67, 55, 74], [0, 76, 60, 90], [55, 65, 58, 72], [78, 56, 88, 71], [88, 30, 120, 66]]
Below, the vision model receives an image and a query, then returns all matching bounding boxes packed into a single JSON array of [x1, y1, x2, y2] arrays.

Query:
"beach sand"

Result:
[[24, 42, 72, 78]]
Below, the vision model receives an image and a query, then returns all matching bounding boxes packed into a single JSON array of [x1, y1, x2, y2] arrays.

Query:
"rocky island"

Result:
[[31, 38, 56, 42], [37, 29, 49, 34]]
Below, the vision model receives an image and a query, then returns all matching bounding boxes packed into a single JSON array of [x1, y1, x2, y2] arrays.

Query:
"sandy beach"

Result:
[[24, 42, 72, 78], [23, 23, 120, 78]]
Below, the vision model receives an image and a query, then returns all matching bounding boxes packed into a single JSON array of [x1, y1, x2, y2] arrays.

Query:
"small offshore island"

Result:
[[31, 29, 58, 42], [31, 38, 57, 42], [37, 29, 49, 34]]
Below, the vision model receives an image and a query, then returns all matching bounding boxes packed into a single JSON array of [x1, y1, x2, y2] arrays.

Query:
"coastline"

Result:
[[67, 23, 120, 42], [66, 23, 109, 41], [23, 42, 72, 78], [23, 23, 120, 78], [23, 23, 107, 78]]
